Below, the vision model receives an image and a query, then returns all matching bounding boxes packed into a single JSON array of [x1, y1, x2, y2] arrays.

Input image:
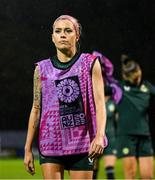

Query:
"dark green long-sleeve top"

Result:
[[117, 80, 155, 136]]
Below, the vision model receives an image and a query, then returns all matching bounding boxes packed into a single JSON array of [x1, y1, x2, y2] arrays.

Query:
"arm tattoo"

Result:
[[33, 119, 39, 129], [32, 67, 41, 129], [33, 67, 41, 109]]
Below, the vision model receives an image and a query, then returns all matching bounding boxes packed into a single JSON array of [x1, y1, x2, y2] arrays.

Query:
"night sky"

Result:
[[0, 0, 155, 140]]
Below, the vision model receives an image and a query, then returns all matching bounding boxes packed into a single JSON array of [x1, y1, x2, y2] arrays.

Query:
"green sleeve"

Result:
[[145, 81, 155, 96]]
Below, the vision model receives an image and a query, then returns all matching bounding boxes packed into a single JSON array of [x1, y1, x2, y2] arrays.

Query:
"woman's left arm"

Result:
[[89, 58, 107, 159]]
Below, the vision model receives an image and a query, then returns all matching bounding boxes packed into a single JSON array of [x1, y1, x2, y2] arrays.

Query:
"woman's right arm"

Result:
[[24, 66, 41, 175]]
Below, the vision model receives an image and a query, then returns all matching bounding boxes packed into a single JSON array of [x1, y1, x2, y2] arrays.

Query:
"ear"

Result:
[[76, 35, 80, 42], [52, 34, 55, 43]]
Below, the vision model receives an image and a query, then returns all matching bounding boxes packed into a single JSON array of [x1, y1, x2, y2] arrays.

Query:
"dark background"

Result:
[[0, 0, 155, 145]]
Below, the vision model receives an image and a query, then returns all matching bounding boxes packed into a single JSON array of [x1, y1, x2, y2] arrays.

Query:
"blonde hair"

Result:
[[53, 15, 82, 37]]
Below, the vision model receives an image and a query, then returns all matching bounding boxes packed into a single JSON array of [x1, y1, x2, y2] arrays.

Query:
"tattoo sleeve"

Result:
[[33, 66, 41, 109], [32, 66, 41, 129]]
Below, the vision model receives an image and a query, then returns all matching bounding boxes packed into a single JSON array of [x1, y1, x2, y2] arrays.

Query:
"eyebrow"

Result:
[[54, 27, 72, 30]]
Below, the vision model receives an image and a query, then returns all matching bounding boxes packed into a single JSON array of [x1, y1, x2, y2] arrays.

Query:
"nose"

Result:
[[60, 31, 66, 38], [60, 35, 66, 39]]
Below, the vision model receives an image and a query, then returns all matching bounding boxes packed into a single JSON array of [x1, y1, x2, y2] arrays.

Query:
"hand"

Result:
[[24, 151, 35, 175], [88, 135, 104, 159]]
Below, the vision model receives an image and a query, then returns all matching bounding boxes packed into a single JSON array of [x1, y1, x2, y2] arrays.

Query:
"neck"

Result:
[[57, 48, 77, 62]]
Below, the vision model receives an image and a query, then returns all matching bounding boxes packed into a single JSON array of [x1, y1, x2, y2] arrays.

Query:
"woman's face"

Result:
[[52, 19, 78, 52]]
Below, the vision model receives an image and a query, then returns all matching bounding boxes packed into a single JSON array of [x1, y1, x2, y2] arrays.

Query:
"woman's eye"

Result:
[[55, 30, 61, 33], [66, 29, 72, 33]]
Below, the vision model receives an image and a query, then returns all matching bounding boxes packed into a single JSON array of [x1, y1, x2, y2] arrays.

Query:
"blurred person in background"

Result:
[[116, 54, 155, 179], [93, 89, 118, 180]]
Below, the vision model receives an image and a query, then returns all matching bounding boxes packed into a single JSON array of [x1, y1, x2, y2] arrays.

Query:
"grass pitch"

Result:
[[0, 158, 123, 179], [0, 158, 154, 179]]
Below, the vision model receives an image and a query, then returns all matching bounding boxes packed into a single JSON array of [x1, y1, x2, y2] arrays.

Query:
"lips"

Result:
[[59, 41, 68, 44]]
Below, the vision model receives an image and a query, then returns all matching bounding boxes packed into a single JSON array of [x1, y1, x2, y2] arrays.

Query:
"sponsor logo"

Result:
[[140, 84, 148, 92], [112, 149, 117, 155], [124, 86, 131, 91], [122, 147, 130, 155], [56, 78, 80, 103], [108, 104, 115, 112], [88, 157, 94, 165], [61, 113, 86, 129]]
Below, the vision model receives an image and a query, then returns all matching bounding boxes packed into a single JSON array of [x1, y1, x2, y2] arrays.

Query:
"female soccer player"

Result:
[[24, 15, 107, 179]]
